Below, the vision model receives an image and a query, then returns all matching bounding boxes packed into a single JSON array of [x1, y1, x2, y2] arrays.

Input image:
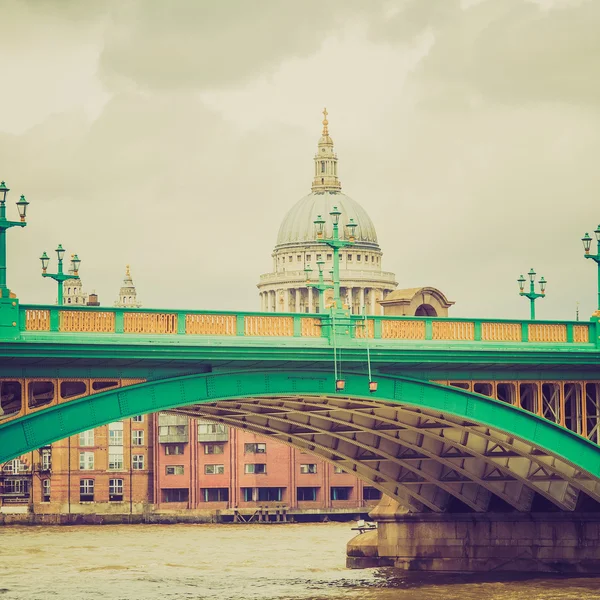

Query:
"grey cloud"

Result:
[[374, 0, 600, 106], [97, 0, 380, 91]]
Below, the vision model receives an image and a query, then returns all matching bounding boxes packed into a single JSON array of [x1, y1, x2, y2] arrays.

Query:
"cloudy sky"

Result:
[[1, 0, 599, 320]]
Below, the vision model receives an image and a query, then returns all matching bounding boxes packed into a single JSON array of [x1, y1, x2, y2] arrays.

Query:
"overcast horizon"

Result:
[[1, 0, 599, 320]]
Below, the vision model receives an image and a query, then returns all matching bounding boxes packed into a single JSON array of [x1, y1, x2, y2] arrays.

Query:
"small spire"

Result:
[[322, 107, 329, 136], [126, 264, 130, 278]]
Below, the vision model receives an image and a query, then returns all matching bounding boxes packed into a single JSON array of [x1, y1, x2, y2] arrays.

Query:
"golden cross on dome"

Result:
[[322, 107, 329, 135], [126, 264, 130, 277]]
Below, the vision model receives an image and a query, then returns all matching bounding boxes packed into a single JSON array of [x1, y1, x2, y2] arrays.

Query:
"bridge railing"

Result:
[[20, 305, 323, 338], [352, 315, 594, 344], [19, 304, 596, 345]]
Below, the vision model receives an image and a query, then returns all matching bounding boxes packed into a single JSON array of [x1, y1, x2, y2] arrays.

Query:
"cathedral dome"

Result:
[[276, 191, 378, 248]]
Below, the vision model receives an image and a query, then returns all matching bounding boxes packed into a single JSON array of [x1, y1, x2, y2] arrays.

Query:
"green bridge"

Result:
[[3, 187, 600, 571]]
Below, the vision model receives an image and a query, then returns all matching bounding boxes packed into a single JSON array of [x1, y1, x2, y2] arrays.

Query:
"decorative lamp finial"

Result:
[[322, 107, 328, 136]]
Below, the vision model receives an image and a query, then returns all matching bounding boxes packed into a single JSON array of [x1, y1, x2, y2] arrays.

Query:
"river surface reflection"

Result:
[[1, 522, 600, 599]]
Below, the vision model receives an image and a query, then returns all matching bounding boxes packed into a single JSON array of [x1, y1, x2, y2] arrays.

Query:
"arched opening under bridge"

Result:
[[2, 370, 600, 514]]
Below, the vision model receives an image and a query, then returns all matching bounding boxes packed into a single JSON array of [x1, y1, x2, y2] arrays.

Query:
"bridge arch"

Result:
[[2, 370, 600, 513]]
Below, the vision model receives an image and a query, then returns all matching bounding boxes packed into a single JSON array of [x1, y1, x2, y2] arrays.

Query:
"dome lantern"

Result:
[[312, 108, 342, 193]]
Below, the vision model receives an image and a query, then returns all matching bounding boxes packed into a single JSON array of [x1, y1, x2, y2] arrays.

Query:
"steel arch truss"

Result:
[[2, 370, 600, 513]]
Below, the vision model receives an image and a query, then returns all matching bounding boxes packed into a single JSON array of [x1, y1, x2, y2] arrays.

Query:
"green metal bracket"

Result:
[[177, 313, 186, 335], [115, 311, 124, 334], [425, 320, 433, 340], [0, 297, 20, 340], [236, 315, 245, 336], [49, 307, 59, 332], [293, 315, 302, 337]]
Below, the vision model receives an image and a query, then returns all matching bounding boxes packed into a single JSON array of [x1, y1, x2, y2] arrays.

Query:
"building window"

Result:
[[132, 415, 144, 422], [244, 443, 266, 454], [363, 486, 382, 501], [205, 464, 225, 475], [288, 255, 293, 262], [321, 160, 325, 173], [306, 254, 311, 262], [316, 254, 322, 261], [198, 423, 227, 436], [109, 478, 124, 502], [79, 451, 94, 471], [371, 255, 375, 263], [79, 430, 94, 447], [165, 465, 184, 475], [4, 479, 29, 495], [201, 488, 229, 502], [158, 425, 187, 437], [204, 444, 224, 455], [347, 254, 352, 262], [109, 429, 123, 446], [79, 479, 94, 502], [357, 255, 361, 262], [164, 444, 184, 455], [132, 454, 145, 470], [108, 453, 123, 470], [40, 449, 52, 471], [3, 459, 26, 474], [327, 253, 332, 261], [42, 479, 51, 502], [162, 488, 189, 503], [300, 464, 317, 474], [297, 487, 318, 501], [331, 486, 352, 501], [333, 466, 344, 474], [257, 487, 283, 502], [132, 430, 144, 446], [244, 464, 267, 475], [297, 255, 301, 262], [240, 487, 282, 502]]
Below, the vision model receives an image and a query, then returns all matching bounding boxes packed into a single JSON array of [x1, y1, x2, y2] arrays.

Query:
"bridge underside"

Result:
[[2, 370, 600, 516], [172, 395, 600, 513]]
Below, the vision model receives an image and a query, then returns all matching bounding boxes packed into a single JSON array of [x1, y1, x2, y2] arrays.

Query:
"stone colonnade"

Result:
[[259, 286, 391, 315]]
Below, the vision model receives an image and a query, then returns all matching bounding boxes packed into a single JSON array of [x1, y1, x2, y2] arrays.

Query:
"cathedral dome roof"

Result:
[[275, 109, 378, 249], [275, 191, 378, 248]]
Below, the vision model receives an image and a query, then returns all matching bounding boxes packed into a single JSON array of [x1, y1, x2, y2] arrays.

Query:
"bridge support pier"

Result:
[[347, 498, 600, 573]]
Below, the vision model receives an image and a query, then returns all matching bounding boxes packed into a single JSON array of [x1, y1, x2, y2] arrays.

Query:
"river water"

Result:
[[1, 523, 600, 600]]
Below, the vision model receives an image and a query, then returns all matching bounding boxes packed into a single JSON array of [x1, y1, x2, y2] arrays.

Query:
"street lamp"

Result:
[[310, 207, 357, 312], [582, 226, 600, 312], [40, 245, 81, 305], [0, 181, 29, 298], [304, 260, 329, 313], [518, 268, 546, 320]]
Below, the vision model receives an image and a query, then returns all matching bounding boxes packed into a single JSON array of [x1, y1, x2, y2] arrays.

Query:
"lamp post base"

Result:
[[0, 296, 20, 340]]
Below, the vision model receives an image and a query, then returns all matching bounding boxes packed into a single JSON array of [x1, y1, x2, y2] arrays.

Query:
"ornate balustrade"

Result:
[[18, 305, 597, 346]]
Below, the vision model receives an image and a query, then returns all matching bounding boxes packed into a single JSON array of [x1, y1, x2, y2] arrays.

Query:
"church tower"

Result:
[[114, 265, 142, 308], [62, 255, 87, 305]]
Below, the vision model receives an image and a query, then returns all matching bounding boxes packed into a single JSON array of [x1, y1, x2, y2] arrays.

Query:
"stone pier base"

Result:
[[347, 499, 600, 573]]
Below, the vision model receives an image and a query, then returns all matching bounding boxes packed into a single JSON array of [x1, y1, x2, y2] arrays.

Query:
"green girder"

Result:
[[2, 370, 600, 491]]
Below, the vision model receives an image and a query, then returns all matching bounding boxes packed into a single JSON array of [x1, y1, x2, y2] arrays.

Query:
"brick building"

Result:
[[0, 412, 380, 520]]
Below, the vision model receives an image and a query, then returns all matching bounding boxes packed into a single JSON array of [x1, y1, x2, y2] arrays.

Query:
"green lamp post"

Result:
[[581, 226, 600, 312], [40, 246, 81, 305], [304, 260, 330, 313], [0, 181, 29, 299], [518, 268, 546, 320], [312, 208, 357, 311]]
